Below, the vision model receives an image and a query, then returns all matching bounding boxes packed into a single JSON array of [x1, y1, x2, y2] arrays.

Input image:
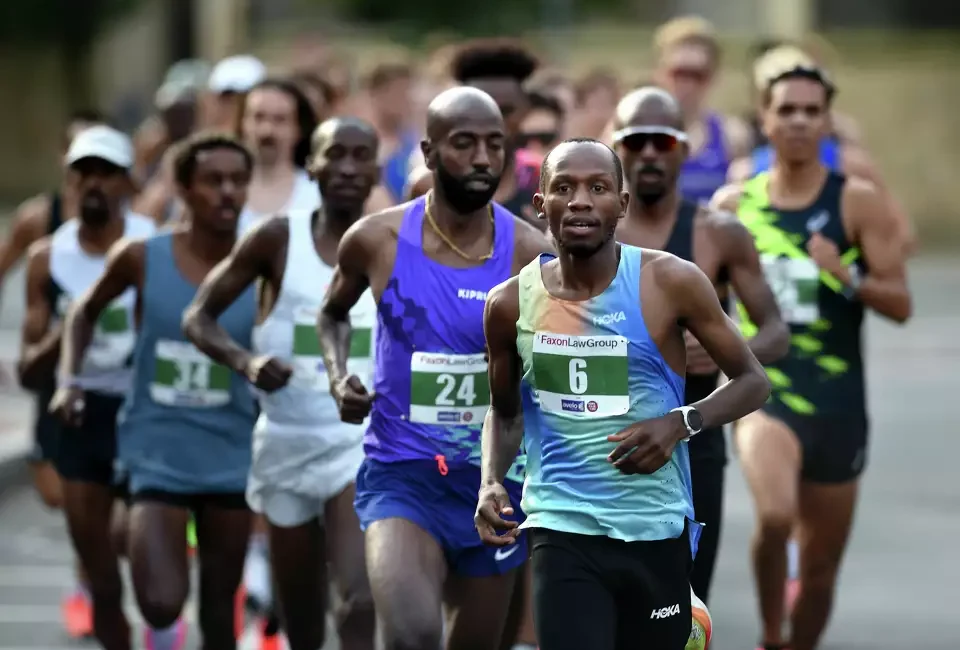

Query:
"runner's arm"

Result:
[[183, 217, 283, 373], [59, 239, 144, 384], [841, 178, 912, 324], [18, 241, 60, 390], [319, 218, 375, 389], [842, 145, 917, 256], [480, 278, 525, 487], [716, 215, 789, 363], [0, 196, 49, 307], [665, 257, 770, 428]]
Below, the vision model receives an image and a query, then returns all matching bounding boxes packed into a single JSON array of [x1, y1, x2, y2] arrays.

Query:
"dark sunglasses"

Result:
[[517, 131, 559, 148], [612, 126, 688, 153], [668, 67, 712, 84]]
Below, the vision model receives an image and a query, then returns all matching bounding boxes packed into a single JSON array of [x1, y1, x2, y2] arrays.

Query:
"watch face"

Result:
[[688, 408, 704, 432]]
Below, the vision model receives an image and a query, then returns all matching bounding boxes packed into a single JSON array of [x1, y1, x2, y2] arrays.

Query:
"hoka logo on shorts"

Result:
[[457, 289, 488, 301], [650, 604, 680, 619], [560, 399, 585, 413], [592, 310, 626, 327]]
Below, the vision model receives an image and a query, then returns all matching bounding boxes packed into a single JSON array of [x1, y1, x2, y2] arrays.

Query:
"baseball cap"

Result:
[[155, 59, 211, 109], [208, 55, 267, 94], [64, 125, 134, 170]]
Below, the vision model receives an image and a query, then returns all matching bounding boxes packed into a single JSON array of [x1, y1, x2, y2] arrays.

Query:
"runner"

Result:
[[182, 117, 379, 650], [710, 64, 912, 650], [474, 137, 771, 650], [611, 87, 789, 604], [517, 90, 565, 164], [34, 125, 154, 650], [53, 132, 258, 650], [406, 39, 542, 224], [363, 62, 420, 204], [204, 54, 267, 132], [729, 46, 916, 254], [319, 86, 550, 650], [4, 110, 103, 515], [6, 111, 105, 639], [652, 16, 753, 204], [238, 78, 320, 235]]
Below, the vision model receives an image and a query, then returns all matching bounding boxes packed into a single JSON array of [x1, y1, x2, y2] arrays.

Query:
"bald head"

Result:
[[614, 87, 683, 131], [425, 86, 503, 140], [310, 116, 378, 156]]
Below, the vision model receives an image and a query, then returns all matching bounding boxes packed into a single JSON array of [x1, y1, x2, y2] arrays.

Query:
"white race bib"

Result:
[[409, 352, 489, 425], [761, 255, 819, 325], [531, 332, 629, 418], [150, 339, 231, 407]]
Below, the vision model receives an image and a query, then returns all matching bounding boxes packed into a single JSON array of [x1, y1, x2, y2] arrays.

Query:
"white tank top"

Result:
[[251, 210, 376, 443], [50, 212, 157, 394], [238, 169, 320, 235]]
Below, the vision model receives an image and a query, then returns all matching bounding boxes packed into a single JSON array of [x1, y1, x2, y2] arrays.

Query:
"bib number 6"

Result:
[[568, 358, 588, 395], [436, 373, 478, 406]]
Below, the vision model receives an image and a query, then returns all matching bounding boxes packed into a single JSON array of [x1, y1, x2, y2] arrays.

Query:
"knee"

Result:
[[38, 488, 63, 510], [756, 508, 795, 543], [382, 615, 442, 650], [137, 589, 186, 629]]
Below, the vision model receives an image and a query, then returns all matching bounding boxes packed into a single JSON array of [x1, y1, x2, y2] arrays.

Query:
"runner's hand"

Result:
[[475, 482, 519, 546], [806, 232, 846, 278], [684, 330, 718, 376], [332, 375, 374, 424], [244, 355, 293, 392], [606, 412, 687, 475], [50, 386, 86, 428]]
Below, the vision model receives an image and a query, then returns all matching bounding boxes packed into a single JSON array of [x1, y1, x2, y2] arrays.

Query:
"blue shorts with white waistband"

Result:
[[354, 457, 528, 577]]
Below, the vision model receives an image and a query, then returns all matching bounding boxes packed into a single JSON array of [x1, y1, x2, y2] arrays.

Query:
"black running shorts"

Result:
[[54, 391, 124, 486], [530, 525, 692, 650]]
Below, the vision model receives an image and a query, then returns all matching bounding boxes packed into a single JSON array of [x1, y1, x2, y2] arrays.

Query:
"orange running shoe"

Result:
[[62, 590, 93, 638], [259, 617, 281, 650]]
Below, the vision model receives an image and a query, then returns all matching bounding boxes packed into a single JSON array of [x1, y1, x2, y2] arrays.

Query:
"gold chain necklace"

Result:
[[424, 193, 495, 262]]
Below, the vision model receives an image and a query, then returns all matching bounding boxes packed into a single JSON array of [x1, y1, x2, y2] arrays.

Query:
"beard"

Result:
[[631, 165, 670, 206], [79, 189, 111, 227], [434, 161, 500, 215]]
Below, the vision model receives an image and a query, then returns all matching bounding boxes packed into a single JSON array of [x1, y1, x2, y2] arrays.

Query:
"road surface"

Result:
[[0, 257, 957, 649]]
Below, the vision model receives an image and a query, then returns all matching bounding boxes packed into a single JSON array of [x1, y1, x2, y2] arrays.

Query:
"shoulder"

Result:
[[25, 236, 52, 267], [642, 248, 713, 302], [485, 275, 521, 323], [840, 174, 884, 224], [697, 204, 753, 249], [13, 193, 52, 233], [720, 114, 754, 157], [340, 204, 405, 257], [405, 166, 433, 201], [725, 156, 755, 184], [709, 182, 746, 212], [242, 213, 291, 248]]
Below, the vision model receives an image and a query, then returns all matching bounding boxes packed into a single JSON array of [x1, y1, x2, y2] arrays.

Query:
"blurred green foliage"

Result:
[[0, 0, 144, 49]]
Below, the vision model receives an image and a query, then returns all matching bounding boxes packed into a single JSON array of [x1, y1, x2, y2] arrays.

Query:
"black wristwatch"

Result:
[[671, 406, 704, 440]]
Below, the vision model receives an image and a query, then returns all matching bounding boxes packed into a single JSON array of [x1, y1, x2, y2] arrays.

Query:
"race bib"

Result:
[[291, 307, 373, 391], [150, 339, 231, 407], [531, 333, 629, 418], [761, 255, 819, 325], [409, 352, 489, 425], [86, 301, 134, 370]]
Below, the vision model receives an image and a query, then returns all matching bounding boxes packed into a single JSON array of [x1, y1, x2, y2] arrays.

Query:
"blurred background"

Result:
[[0, 1, 957, 649], [1, 0, 959, 242]]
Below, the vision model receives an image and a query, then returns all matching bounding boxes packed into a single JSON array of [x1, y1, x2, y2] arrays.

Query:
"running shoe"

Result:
[[62, 589, 93, 638]]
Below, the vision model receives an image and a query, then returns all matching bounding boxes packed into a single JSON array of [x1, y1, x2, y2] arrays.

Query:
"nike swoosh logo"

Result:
[[494, 545, 520, 562]]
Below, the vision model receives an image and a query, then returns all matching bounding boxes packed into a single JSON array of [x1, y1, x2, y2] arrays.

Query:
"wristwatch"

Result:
[[841, 263, 862, 300], [671, 406, 704, 440]]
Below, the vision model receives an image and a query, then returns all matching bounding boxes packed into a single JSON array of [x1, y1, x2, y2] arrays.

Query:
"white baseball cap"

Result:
[[208, 55, 267, 94], [64, 125, 134, 170]]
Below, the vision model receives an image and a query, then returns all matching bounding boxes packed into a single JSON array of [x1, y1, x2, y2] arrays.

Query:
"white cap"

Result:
[[208, 55, 267, 94], [64, 125, 134, 170]]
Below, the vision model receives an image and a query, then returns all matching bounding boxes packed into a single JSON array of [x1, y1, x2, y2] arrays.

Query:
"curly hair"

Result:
[[449, 38, 540, 85]]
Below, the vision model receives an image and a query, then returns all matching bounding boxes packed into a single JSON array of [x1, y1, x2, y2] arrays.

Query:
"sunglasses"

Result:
[[612, 126, 688, 153], [517, 131, 559, 148], [668, 67, 712, 84]]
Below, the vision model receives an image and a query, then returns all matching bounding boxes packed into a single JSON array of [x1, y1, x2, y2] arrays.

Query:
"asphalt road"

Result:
[[0, 256, 957, 650]]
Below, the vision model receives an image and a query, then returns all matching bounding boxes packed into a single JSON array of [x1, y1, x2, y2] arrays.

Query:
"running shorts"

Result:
[[354, 458, 528, 577], [29, 387, 59, 463], [766, 407, 869, 483], [530, 525, 693, 650], [54, 391, 123, 486]]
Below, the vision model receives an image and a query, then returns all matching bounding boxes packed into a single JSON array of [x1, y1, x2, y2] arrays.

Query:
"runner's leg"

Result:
[[736, 412, 803, 647], [195, 496, 253, 650], [128, 499, 191, 632], [688, 452, 725, 604], [499, 562, 536, 650], [61, 480, 129, 650], [268, 515, 327, 650], [444, 571, 520, 650], [367, 517, 447, 650], [325, 482, 376, 650], [790, 480, 858, 650]]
